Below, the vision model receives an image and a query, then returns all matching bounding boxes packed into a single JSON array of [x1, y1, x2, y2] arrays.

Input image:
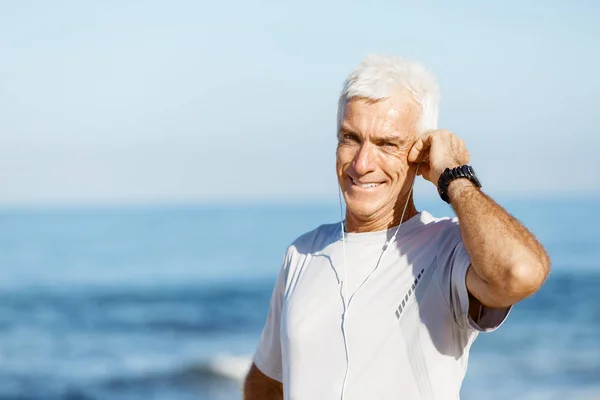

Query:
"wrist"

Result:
[[437, 165, 482, 204], [447, 179, 477, 201]]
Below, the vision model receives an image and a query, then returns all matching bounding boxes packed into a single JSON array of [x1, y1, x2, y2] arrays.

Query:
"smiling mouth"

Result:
[[351, 177, 384, 188]]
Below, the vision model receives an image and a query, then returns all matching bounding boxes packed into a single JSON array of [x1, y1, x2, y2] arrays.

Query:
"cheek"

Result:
[[336, 147, 356, 168], [382, 155, 409, 179]]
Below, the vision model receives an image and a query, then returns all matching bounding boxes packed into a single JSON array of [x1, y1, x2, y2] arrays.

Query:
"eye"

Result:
[[341, 132, 360, 143], [382, 142, 397, 149]]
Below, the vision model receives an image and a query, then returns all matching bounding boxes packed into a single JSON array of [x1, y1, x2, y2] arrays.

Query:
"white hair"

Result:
[[337, 54, 440, 134]]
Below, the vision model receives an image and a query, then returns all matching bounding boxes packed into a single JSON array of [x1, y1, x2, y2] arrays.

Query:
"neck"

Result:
[[345, 198, 418, 233]]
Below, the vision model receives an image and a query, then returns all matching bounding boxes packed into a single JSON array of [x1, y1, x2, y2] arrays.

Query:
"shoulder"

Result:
[[277, 222, 340, 278], [287, 222, 341, 257], [418, 211, 463, 250], [420, 210, 460, 233], [272, 222, 339, 280], [418, 212, 468, 277]]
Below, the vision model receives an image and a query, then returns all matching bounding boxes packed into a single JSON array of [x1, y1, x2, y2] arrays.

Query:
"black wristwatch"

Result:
[[437, 165, 482, 204]]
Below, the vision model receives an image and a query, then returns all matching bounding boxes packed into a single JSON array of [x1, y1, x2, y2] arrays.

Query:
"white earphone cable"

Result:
[[337, 163, 420, 400]]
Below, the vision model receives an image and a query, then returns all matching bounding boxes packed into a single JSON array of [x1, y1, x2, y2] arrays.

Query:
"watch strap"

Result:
[[437, 165, 481, 204]]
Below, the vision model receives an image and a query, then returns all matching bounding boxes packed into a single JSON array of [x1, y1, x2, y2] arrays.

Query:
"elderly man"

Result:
[[244, 54, 550, 399]]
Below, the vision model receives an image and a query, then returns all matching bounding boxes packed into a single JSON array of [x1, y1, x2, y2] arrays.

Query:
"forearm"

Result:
[[448, 179, 550, 304], [244, 364, 284, 400]]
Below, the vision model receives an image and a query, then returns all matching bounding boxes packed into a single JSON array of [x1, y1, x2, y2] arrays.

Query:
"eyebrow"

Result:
[[373, 135, 408, 146], [339, 128, 408, 146], [339, 127, 359, 136]]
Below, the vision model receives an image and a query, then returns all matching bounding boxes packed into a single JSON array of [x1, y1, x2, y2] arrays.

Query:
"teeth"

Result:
[[352, 178, 381, 188]]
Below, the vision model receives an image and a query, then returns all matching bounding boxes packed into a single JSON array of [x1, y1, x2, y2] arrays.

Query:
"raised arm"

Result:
[[408, 130, 550, 309], [447, 179, 550, 307], [244, 363, 284, 400]]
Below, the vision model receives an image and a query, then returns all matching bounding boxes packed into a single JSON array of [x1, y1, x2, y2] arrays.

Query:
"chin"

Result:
[[344, 196, 386, 220]]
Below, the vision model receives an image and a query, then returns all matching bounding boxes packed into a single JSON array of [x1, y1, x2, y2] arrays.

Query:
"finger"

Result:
[[416, 162, 431, 180], [407, 139, 421, 162], [408, 139, 427, 163], [408, 130, 434, 162]]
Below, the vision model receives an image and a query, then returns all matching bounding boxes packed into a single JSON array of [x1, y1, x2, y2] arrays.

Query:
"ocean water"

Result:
[[0, 198, 598, 400]]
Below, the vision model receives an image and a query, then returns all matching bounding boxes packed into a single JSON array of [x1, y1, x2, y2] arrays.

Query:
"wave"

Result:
[[0, 354, 254, 400], [206, 354, 253, 383], [101, 353, 253, 390]]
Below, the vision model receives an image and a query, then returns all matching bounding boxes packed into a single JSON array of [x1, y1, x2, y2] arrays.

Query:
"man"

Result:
[[244, 54, 550, 399]]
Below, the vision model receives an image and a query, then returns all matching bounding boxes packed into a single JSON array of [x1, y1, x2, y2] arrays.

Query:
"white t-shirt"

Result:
[[253, 211, 510, 400]]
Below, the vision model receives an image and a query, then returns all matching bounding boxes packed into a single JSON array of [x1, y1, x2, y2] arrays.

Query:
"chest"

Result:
[[281, 242, 438, 346], [278, 237, 469, 399]]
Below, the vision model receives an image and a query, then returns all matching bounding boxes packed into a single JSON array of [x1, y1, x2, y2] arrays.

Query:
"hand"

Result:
[[407, 130, 470, 188]]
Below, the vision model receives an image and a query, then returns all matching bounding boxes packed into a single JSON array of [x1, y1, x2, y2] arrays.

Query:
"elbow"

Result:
[[504, 254, 550, 302], [473, 250, 551, 309]]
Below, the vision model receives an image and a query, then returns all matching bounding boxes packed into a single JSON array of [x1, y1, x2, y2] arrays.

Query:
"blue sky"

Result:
[[0, 1, 598, 206]]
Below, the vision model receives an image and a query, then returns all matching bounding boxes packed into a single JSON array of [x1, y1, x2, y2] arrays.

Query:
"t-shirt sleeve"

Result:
[[252, 250, 289, 382], [437, 219, 511, 332]]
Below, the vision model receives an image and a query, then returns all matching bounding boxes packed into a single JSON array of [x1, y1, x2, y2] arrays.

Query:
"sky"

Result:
[[0, 0, 599, 206]]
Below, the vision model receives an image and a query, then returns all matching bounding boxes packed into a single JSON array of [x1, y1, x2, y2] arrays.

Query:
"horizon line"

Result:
[[0, 192, 597, 212]]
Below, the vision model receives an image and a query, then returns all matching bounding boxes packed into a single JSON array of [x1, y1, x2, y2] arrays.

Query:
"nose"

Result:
[[353, 142, 376, 176]]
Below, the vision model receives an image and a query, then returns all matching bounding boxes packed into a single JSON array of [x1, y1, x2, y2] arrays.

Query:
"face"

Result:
[[336, 94, 420, 230]]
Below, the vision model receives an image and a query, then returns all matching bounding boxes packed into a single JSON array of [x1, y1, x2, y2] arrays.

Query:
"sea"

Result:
[[0, 198, 598, 400]]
